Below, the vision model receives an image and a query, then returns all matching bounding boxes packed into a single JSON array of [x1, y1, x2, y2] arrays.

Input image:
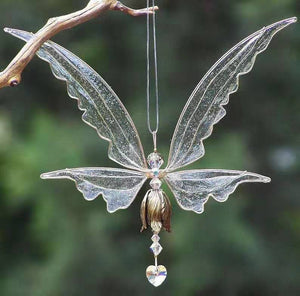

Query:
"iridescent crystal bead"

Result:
[[150, 242, 163, 256], [150, 178, 162, 189], [151, 234, 160, 242], [147, 152, 164, 169], [146, 265, 167, 287]]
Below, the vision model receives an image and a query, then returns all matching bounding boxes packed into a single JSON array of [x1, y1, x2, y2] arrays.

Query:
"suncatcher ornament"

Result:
[[5, 16, 297, 287]]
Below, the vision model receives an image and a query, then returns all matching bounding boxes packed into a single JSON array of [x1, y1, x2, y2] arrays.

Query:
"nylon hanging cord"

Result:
[[146, 0, 160, 150]]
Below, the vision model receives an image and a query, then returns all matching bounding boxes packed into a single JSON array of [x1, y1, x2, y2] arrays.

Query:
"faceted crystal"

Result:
[[147, 152, 164, 169], [146, 265, 167, 287], [150, 178, 162, 190], [150, 242, 163, 256], [151, 234, 160, 242]]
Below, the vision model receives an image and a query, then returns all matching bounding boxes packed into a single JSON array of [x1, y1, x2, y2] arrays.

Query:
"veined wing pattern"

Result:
[[4, 28, 147, 171], [6, 28, 149, 212], [165, 170, 270, 214], [41, 168, 147, 213], [166, 17, 296, 172], [6, 17, 296, 216]]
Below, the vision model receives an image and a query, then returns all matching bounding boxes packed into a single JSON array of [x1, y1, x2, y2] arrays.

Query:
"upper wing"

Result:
[[6, 28, 147, 171], [41, 168, 147, 213], [164, 169, 270, 214], [167, 17, 297, 171]]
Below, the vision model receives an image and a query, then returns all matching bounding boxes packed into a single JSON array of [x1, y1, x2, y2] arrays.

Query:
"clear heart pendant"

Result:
[[146, 265, 167, 287], [145, 232, 168, 286]]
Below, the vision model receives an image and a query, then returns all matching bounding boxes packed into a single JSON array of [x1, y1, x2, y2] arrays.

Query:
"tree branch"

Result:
[[0, 0, 158, 89]]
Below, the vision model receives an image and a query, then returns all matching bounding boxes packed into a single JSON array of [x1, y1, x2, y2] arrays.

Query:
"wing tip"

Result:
[[284, 16, 297, 24], [243, 171, 271, 183], [40, 172, 49, 179], [265, 17, 297, 36], [267, 17, 297, 30], [4, 27, 32, 41], [262, 176, 271, 183], [3, 27, 11, 33], [40, 169, 69, 179], [40, 172, 59, 180]]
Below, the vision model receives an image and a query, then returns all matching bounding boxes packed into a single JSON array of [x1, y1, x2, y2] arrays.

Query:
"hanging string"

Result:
[[146, 0, 159, 151]]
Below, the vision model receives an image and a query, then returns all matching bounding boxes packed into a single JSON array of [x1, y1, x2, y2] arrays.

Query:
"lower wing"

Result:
[[41, 168, 147, 213], [164, 169, 270, 214]]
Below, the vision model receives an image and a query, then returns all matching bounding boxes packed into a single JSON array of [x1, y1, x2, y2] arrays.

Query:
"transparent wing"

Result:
[[164, 169, 271, 214], [41, 168, 147, 213], [167, 17, 297, 171], [6, 28, 147, 171]]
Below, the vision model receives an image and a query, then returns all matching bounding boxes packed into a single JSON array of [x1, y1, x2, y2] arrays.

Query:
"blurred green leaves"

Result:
[[0, 0, 299, 295]]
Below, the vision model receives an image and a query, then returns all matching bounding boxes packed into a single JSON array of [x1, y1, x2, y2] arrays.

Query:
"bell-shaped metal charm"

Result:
[[140, 189, 172, 233]]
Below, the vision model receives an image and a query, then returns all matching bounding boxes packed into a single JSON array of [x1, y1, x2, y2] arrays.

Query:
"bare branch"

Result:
[[113, 1, 158, 16], [0, 0, 158, 89]]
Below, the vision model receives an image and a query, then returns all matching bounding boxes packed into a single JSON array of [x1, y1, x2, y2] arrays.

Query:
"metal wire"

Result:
[[146, 0, 159, 150]]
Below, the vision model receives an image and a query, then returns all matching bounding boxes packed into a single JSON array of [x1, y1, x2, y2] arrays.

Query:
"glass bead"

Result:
[[151, 234, 160, 242], [150, 178, 162, 189], [147, 152, 164, 169], [150, 242, 163, 256]]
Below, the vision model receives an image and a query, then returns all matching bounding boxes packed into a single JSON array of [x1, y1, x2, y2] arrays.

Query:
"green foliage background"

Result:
[[0, 0, 299, 295]]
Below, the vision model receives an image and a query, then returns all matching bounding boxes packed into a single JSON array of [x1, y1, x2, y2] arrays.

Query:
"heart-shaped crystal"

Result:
[[146, 265, 167, 287]]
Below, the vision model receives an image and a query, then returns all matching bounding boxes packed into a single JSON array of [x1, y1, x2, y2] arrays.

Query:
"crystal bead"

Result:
[[146, 265, 167, 287], [147, 152, 164, 169], [150, 178, 162, 189], [150, 242, 163, 256], [151, 234, 160, 242]]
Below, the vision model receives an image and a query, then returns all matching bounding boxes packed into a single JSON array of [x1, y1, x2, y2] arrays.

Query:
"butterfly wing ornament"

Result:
[[41, 168, 147, 213], [6, 17, 296, 287], [165, 170, 270, 214], [166, 17, 297, 171], [5, 28, 149, 213], [164, 18, 297, 216], [5, 29, 147, 172]]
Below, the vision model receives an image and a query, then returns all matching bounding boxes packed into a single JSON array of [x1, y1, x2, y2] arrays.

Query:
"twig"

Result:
[[0, 0, 158, 89]]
